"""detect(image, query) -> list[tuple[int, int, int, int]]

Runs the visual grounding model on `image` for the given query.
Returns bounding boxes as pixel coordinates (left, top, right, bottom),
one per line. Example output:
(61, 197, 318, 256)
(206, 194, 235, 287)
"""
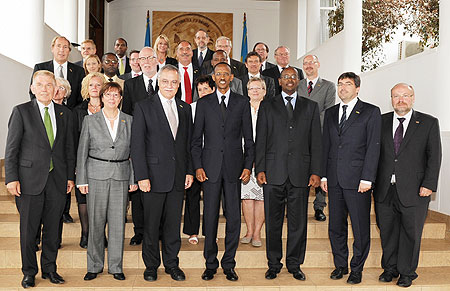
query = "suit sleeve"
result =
(235, 78, 244, 95)
(309, 102, 322, 176)
(4, 107, 24, 184)
(191, 100, 205, 170)
(255, 101, 268, 174)
(422, 118, 442, 191)
(242, 100, 255, 170)
(185, 105, 194, 175)
(130, 102, 150, 181)
(324, 83, 337, 111)
(76, 117, 90, 185)
(321, 110, 331, 178)
(122, 80, 132, 115)
(64, 109, 76, 181)
(361, 106, 382, 183)
(265, 78, 276, 99)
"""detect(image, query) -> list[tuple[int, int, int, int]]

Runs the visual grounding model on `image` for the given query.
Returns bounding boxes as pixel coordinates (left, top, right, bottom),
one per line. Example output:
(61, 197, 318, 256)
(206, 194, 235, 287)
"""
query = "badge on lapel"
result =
(355, 111, 360, 114)
(194, 69, 199, 75)
(121, 119, 125, 123)
(60, 112, 64, 116)
(69, 68, 73, 73)
(416, 121, 420, 124)
(179, 104, 183, 108)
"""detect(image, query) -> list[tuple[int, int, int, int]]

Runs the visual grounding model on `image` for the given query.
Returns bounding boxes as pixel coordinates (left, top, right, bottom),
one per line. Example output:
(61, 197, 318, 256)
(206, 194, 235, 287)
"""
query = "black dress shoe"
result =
(223, 268, 238, 281)
(80, 235, 88, 249)
(165, 267, 186, 281)
(265, 268, 280, 280)
(379, 270, 399, 282)
(129, 235, 143, 245)
(314, 209, 327, 221)
(347, 271, 362, 284)
(143, 268, 157, 281)
(201, 268, 216, 280)
(289, 268, 306, 281)
(112, 273, 126, 280)
(42, 272, 65, 284)
(21, 275, 35, 288)
(84, 272, 98, 280)
(397, 275, 413, 287)
(330, 266, 349, 279)
(62, 213, 74, 223)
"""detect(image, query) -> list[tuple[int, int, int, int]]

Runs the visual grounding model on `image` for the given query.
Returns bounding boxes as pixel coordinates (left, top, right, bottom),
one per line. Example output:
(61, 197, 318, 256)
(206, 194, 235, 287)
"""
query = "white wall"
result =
(104, 0, 280, 63)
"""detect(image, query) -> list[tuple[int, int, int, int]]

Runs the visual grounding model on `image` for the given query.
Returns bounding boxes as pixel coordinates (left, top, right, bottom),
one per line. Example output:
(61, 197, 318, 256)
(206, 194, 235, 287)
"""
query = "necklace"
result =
(88, 102, 101, 110)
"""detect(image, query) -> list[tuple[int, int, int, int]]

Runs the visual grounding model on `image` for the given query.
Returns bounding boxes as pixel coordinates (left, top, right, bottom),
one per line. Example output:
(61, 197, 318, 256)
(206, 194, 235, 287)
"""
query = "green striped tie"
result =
(44, 107, 54, 171)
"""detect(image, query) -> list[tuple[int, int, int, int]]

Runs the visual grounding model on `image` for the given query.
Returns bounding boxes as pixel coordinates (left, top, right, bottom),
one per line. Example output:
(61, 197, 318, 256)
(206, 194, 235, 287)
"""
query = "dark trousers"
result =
(375, 184, 428, 278)
(313, 187, 327, 211)
(264, 179, 309, 271)
(202, 171, 241, 270)
(183, 179, 202, 236)
(15, 171, 66, 276)
(328, 185, 371, 273)
(130, 189, 144, 237)
(142, 187, 184, 269)
(63, 192, 71, 215)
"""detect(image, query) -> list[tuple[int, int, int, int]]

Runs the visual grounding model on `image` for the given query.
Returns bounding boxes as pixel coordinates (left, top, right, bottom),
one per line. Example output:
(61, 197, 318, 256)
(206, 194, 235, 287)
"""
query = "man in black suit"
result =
(255, 67, 322, 281)
(262, 46, 304, 95)
(30, 36, 85, 109)
(374, 83, 441, 288)
(114, 38, 131, 76)
(5, 70, 75, 288)
(192, 62, 254, 281)
(131, 64, 194, 282)
(74, 39, 97, 67)
(253, 42, 276, 72)
(122, 46, 159, 246)
(321, 72, 381, 284)
(192, 29, 214, 69)
(242, 51, 276, 99)
(175, 41, 200, 103)
(119, 50, 142, 81)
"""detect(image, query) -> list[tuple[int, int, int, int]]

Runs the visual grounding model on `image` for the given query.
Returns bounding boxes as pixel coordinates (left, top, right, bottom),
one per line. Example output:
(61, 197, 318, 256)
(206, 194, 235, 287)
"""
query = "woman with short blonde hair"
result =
(153, 34, 177, 69)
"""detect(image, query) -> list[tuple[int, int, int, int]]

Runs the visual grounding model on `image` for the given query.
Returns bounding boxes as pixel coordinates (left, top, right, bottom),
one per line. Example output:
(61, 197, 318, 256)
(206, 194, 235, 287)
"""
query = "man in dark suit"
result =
(114, 38, 131, 76)
(192, 62, 254, 281)
(5, 70, 75, 288)
(298, 55, 336, 222)
(119, 50, 142, 81)
(242, 51, 276, 99)
(131, 64, 194, 282)
(192, 29, 214, 69)
(30, 36, 85, 109)
(374, 83, 441, 288)
(175, 41, 200, 103)
(122, 46, 159, 246)
(321, 72, 381, 284)
(255, 67, 322, 281)
(74, 39, 97, 67)
(262, 46, 304, 95)
(253, 42, 276, 72)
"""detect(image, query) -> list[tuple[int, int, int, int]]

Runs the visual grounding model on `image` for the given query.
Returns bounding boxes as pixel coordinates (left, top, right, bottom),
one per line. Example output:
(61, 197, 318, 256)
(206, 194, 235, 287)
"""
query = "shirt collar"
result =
(277, 64, 289, 73)
(394, 109, 413, 122)
(306, 76, 319, 87)
(248, 72, 261, 79)
(158, 91, 175, 104)
(36, 99, 55, 112)
(339, 96, 359, 113)
(53, 60, 68, 69)
(281, 91, 298, 99)
(216, 89, 231, 105)
(178, 63, 193, 70)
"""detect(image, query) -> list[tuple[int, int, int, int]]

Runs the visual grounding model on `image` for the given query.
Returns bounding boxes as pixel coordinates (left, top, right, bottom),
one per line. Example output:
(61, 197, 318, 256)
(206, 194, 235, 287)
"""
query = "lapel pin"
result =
(60, 112, 63, 116)
(69, 68, 72, 73)
(179, 104, 183, 108)
(121, 119, 125, 123)
(356, 111, 360, 114)
(416, 121, 420, 124)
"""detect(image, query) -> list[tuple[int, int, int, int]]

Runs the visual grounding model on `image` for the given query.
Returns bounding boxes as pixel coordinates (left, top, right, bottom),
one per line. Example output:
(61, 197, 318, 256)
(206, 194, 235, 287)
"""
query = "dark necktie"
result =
(394, 117, 406, 155)
(220, 95, 227, 120)
(307, 81, 313, 96)
(147, 79, 154, 97)
(339, 105, 348, 132)
(198, 51, 204, 66)
(285, 96, 294, 120)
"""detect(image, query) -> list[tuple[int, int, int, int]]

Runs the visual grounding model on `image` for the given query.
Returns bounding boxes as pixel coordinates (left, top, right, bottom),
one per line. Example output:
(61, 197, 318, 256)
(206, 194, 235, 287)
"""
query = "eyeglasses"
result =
(392, 94, 413, 99)
(280, 75, 298, 80)
(139, 56, 156, 62)
(275, 53, 289, 57)
(57, 86, 66, 91)
(103, 92, 121, 99)
(214, 72, 231, 77)
(303, 61, 317, 66)
(248, 87, 263, 91)
(103, 60, 118, 65)
(337, 82, 355, 87)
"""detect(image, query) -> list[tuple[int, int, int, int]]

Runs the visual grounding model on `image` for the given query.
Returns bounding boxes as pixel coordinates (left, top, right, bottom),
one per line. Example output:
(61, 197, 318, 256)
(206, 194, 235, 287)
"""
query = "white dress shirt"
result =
(37, 100, 57, 137)
(306, 76, 319, 89)
(216, 89, 230, 106)
(261, 60, 268, 71)
(338, 96, 358, 123)
(277, 64, 290, 74)
(143, 74, 157, 92)
(178, 63, 193, 102)
(281, 91, 298, 109)
(248, 72, 261, 79)
(158, 92, 179, 127)
(102, 109, 119, 141)
(53, 60, 68, 80)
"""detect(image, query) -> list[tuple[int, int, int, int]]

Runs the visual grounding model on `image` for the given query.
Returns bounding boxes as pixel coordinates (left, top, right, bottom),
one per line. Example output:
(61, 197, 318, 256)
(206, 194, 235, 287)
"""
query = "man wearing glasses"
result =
(102, 53, 124, 89)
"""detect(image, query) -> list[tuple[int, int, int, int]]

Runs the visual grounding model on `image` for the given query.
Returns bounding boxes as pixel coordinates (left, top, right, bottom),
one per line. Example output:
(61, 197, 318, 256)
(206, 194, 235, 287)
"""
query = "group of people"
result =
(4, 28, 441, 290)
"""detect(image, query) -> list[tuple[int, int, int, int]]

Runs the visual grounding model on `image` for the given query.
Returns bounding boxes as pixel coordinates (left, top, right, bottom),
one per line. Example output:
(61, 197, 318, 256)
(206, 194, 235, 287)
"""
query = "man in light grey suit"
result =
(298, 55, 336, 222)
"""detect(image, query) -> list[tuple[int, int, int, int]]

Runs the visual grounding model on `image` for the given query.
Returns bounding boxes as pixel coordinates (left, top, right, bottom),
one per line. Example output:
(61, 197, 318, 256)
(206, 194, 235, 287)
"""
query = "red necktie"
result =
(307, 81, 313, 96)
(183, 67, 192, 104)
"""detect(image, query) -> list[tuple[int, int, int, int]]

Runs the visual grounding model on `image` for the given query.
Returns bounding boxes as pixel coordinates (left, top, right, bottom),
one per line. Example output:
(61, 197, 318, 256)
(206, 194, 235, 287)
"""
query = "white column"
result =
(436, 0, 450, 130)
(64, 0, 78, 43)
(343, 0, 362, 73)
(28, 0, 46, 67)
(306, 0, 320, 52)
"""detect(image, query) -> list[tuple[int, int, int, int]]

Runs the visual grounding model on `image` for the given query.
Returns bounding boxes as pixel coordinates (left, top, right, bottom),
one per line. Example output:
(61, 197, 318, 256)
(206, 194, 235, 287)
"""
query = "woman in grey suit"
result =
(76, 82, 137, 281)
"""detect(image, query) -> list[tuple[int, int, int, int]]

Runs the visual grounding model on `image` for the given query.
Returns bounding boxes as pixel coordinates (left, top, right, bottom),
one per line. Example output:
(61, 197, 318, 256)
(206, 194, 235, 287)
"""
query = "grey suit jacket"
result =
(76, 111, 134, 185)
(298, 77, 336, 128)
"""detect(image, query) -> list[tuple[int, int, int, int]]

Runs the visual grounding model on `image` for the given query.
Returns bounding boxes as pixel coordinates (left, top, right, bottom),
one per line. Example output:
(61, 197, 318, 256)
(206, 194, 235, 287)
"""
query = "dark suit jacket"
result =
(131, 94, 193, 192)
(241, 74, 276, 100)
(201, 58, 247, 79)
(191, 91, 255, 183)
(192, 48, 214, 68)
(322, 99, 381, 189)
(29, 61, 85, 109)
(122, 74, 159, 115)
(262, 61, 276, 72)
(175, 64, 201, 102)
(74, 60, 83, 67)
(373, 111, 441, 207)
(262, 65, 304, 95)
(255, 95, 322, 187)
(157, 57, 178, 71)
(5, 100, 75, 195)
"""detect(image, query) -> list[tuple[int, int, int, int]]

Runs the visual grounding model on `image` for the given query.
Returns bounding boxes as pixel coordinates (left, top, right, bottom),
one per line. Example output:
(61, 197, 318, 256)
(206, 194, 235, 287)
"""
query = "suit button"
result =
(338, 146, 342, 149)
(172, 157, 175, 160)
(288, 153, 292, 156)
(289, 126, 293, 129)
(394, 159, 398, 162)
(111, 146, 115, 149)
(289, 139, 292, 142)
(221, 150, 223, 153)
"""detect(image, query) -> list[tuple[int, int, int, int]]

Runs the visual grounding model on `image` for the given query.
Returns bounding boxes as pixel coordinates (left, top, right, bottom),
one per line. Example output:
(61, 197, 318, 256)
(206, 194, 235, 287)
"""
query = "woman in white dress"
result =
(241, 77, 266, 247)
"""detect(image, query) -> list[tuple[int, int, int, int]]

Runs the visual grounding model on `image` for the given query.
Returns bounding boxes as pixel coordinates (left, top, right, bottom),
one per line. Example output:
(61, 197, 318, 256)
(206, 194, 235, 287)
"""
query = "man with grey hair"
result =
(373, 83, 441, 288)
(175, 40, 200, 103)
(131, 64, 194, 282)
(262, 46, 304, 95)
(192, 29, 214, 68)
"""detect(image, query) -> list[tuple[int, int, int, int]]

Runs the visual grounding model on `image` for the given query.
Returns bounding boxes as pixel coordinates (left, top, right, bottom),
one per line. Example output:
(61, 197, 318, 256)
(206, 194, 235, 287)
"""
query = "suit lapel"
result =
(310, 78, 323, 99)
(274, 95, 288, 123)
(383, 112, 395, 155)
(95, 111, 114, 143)
(115, 112, 128, 142)
(67, 63, 75, 87)
(208, 92, 224, 122)
(174, 99, 185, 140)
(153, 94, 175, 141)
(340, 99, 363, 134)
(31, 100, 51, 148)
(329, 104, 340, 134)
(397, 110, 419, 156)
(53, 104, 64, 147)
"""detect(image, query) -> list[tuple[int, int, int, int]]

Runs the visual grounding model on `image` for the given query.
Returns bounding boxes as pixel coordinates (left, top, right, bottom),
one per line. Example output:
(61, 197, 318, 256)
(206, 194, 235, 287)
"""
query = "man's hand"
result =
(240, 169, 251, 184)
(358, 182, 371, 193)
(308, 174, 320, 188)
(185, 175, 194, 189)
(256, 172, 267, 186)
(320, 181, 328, 193)
(138, 179, 151, 192)
(196, 168, 208, 183)
(67, 180, 74, 193)
(419, 186, 433, 197)
(7, 181, 21, 197)
(129, 184, 138, 192)
(79, 185, 89, 194)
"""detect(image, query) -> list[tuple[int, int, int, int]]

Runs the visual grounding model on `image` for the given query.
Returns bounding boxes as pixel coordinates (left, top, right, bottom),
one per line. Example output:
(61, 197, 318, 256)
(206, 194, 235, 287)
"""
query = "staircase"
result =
(0, 173, 449, 290)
